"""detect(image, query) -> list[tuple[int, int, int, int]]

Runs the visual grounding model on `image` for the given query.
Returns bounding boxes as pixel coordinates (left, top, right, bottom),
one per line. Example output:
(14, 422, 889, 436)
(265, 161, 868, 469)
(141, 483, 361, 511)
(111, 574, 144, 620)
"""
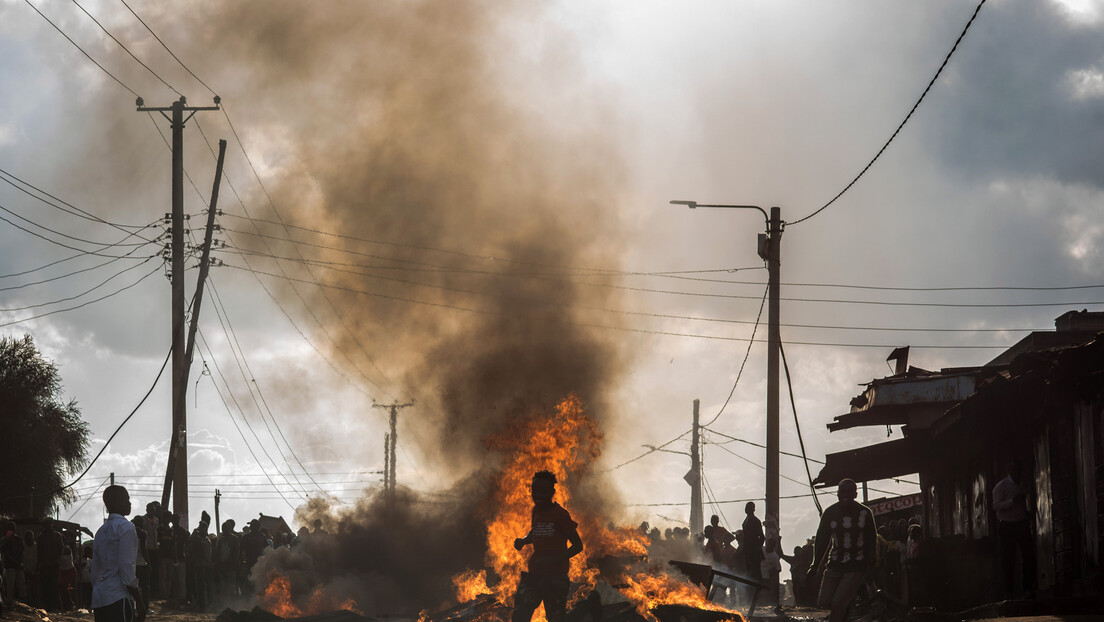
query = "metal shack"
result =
(813, 311, 1104, 609)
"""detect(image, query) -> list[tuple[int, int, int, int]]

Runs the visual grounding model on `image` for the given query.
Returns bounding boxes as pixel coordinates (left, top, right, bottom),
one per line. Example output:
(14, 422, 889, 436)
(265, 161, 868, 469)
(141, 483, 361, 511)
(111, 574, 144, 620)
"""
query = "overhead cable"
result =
(0, 168, 156, 234)
(68, 0, 181, 97)
(0, 345, 171, 505)
(778, 340, 823, 516)
(22, 0, 140, 98)
(0, 262, 162, 328)
(118, 0, 219, 96)
(703, 284, 768, 427)
(790, 0, 988, 225)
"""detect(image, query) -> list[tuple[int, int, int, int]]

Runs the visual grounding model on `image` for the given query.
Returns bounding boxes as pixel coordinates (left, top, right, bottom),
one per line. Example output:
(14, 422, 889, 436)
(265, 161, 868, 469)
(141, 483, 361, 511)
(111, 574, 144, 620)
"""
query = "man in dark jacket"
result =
(810, 479, 877, 622)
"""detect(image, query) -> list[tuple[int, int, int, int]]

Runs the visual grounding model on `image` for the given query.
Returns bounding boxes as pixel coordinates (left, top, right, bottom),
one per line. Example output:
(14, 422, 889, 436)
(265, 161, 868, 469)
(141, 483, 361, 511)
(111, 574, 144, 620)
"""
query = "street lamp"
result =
(673, 199, 783, 604)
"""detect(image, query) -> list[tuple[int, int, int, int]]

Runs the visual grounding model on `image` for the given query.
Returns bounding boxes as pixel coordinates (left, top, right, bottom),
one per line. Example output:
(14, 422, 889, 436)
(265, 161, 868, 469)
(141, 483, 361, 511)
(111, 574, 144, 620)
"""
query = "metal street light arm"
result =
(670, 200, 769, 229)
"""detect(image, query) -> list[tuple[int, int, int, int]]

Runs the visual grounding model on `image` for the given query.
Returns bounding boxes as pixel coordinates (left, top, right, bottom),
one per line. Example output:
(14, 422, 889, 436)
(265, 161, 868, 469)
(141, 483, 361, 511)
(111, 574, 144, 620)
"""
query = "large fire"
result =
(260, 572, 362, 618)
(453, 395, 744, 622)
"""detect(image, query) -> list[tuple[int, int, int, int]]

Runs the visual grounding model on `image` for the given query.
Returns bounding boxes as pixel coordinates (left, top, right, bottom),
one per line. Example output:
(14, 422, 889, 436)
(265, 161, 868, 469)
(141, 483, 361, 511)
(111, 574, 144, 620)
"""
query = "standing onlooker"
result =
(91, 485, 144, 622)
(904, 524, 925, 606)
(240, 521, 267, 593)
(58, 546, 77, 610)
(186, 515, 212, 611)
(742, 502, 765, 584)
(132, 517, 150, 611)
(23, 530, 39, 607)
(992, 459, 1036, 599)
(37, 519, 64, 611)
(780, 542, 813, 606)
(809, 479, 877, 622)
(79, 547, 93, 610)
(156, 511, 176, 599)
(215, 520, 240, 603)
(2, 521, 26, 603)
(142, 503, 160, 599)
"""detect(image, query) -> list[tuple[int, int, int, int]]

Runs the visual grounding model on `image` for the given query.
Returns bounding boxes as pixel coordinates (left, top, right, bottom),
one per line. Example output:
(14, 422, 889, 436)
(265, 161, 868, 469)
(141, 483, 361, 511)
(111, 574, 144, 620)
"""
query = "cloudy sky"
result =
(2, 0, 1103, 549)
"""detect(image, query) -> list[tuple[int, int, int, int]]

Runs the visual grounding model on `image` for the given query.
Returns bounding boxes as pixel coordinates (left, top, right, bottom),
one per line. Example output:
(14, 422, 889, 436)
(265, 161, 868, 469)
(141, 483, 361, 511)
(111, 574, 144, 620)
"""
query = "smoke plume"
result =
(148, 0, 638, 613)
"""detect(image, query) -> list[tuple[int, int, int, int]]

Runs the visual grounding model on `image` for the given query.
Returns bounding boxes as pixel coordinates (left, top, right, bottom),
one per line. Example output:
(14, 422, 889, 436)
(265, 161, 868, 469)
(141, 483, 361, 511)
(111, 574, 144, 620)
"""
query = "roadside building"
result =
(813, 311, 1104, 608)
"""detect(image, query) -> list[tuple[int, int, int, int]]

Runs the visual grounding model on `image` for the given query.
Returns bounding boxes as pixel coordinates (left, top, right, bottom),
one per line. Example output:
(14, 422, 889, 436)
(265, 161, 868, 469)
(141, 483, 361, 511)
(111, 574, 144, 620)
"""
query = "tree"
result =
(0, 335, 90, 518)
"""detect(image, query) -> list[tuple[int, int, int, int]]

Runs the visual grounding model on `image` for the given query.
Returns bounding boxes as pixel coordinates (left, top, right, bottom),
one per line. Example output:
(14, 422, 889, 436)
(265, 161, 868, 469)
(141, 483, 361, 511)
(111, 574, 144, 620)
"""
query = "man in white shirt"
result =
(991, 459, 1035, 599)
(91, 486, 144, 622)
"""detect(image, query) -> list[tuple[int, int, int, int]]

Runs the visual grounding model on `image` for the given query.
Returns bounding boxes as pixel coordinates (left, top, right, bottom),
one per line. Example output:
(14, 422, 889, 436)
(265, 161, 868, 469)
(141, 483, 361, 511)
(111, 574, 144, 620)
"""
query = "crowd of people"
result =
(694, 481, 926, 621)
(1, 517, 85, 613)
(0, 497, 325, 616)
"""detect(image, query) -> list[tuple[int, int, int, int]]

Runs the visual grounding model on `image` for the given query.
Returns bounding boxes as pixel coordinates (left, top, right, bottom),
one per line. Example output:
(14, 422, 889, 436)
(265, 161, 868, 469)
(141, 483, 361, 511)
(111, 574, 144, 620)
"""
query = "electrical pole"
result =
(214, 488, 221, 541)
(373, 400, 415, 501)
(673, 199, 783, 604)
(764, 206, 783, 605)
(688, 399, 703, 536)
(138, 95, 220, 529)
(383, 433, 390, 495)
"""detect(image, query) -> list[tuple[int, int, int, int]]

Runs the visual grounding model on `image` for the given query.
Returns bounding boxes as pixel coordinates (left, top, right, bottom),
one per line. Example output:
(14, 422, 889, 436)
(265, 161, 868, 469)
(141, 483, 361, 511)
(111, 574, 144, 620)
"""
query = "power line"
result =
(221, 240, 1104, 310)
(21, 0, 140, 98)
(0, 201, 154, 248)
(779, 340, 823, 515)
(0, 246, 153, 294)
(221, 262, 1015, 349)
(219, 246, 1072, 336)
(192, 119, 395, 398)
(701, 428, 824, 465)
(629, 493, 826, 507)
(0, 256, 157, 313)
(202, 269, 330, 494)
(105, 471, 385, 479)
(0, 346, 171, 505)
(703, 285, 768, 427)
(67, 0, 181, 97)
(0, 167, 157, 234)
(218, 217, 1104, 294)
(709, 443, 813, 489)
(0, 203, 160, 257)
(0, 262, 162, 329)
(117, 0, 219, 96)
(603, 429, 693, 472)
(790, 0, 988, 225)
(195, 330, 305, 511)
(66, 476, 110, 521)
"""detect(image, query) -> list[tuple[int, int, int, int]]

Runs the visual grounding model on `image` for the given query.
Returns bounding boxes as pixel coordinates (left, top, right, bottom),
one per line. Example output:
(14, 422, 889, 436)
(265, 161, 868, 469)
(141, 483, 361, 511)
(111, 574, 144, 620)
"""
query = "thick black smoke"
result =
(153, 0, 637, 614)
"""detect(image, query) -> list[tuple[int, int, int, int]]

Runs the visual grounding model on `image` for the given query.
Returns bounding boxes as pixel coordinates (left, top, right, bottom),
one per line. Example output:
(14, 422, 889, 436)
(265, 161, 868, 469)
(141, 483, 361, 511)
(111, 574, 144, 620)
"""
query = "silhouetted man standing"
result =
(91, 485, 144, 622)
(993, 459, 1035, 599)
(511, 470, 582, 622)
(810, 479, 876, 622)
(742, 502, 764, 582)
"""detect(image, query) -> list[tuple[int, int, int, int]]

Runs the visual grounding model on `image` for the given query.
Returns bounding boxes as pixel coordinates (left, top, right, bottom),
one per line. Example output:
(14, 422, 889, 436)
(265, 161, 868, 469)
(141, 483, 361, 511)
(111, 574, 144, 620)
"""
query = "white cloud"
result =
(1052, 0, 1104, 24)
(1066, 66, 1104, 99)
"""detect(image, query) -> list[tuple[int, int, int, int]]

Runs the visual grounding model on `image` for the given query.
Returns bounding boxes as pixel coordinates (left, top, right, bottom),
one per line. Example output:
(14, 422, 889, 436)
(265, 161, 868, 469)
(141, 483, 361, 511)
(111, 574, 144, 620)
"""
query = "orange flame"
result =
(261, 571, 363, 617)
(453, 395, 744, 622)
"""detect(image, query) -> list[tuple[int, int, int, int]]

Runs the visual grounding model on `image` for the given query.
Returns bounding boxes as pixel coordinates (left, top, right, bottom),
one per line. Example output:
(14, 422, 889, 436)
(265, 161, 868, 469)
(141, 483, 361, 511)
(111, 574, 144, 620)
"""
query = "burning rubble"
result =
(250, 396, 744, 622)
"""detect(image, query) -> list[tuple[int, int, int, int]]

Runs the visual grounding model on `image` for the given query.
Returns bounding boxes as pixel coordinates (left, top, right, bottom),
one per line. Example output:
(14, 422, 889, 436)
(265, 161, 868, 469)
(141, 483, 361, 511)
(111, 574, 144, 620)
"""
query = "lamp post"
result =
(672, 200, 783, 603)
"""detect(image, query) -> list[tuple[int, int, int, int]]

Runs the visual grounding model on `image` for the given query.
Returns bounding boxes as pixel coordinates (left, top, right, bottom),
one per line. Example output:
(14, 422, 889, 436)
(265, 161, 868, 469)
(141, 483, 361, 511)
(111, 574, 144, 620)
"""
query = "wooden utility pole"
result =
(383, 434, 390, 495)
(763, 206, 783, 605)
(688, 399, 703, 536)
(139, 95, 221, 529)
(673, 199, 783, 604)
(373, 400, 415, 499)
(214, 488, 221, 539)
